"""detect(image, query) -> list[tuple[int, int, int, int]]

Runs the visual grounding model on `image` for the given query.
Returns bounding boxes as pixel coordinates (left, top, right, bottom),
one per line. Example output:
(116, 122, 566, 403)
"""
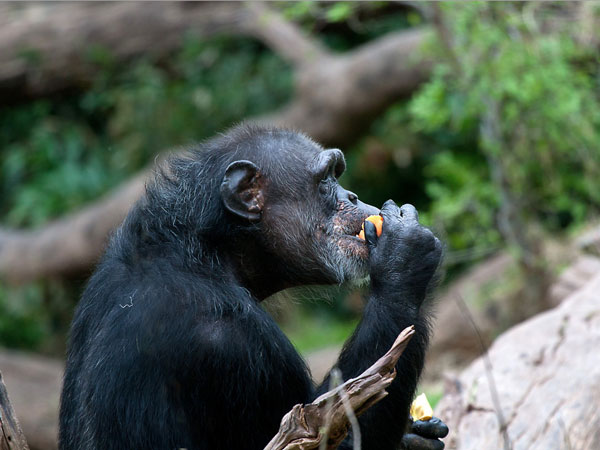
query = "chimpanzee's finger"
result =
(399, 203, 419, 223)
(379, 199, 401, 226)
(364, 220, 378, 249)
(411, 417, 449, 439)
(401, 433, 445, 450)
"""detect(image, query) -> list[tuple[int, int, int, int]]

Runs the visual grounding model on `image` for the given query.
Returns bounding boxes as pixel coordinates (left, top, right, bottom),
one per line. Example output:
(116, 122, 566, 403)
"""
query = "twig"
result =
(454, 294, 512, 450)
(264, 326, 415, 450)
(318, 375, 336, 450)
(330, 369, 361, 450)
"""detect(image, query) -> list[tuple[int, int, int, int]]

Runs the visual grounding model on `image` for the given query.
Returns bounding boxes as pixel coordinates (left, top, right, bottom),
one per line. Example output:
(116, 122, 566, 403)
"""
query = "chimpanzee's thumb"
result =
(364, 220, 378, 251)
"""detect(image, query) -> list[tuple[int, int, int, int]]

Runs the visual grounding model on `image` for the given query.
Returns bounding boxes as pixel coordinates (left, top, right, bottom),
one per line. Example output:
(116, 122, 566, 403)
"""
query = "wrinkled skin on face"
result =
(254, 145, 379, 289)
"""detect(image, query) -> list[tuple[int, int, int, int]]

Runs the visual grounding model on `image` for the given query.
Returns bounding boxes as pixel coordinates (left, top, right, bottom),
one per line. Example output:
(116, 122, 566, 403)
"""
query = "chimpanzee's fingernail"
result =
(364, 220, 378, 247)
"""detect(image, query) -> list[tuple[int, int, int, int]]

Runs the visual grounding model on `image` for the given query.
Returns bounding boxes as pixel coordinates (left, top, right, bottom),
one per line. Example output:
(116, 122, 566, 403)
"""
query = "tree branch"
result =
(0, 173, 147, 283)
(0, 1, 326, 101)
(259, 27, 431, 145)
(244, 2, 329, 67)
(264, 326, 415, 450)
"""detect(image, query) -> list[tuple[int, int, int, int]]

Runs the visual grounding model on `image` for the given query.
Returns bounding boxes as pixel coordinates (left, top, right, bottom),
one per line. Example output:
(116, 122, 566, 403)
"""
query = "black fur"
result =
(59, 124, 443, 450)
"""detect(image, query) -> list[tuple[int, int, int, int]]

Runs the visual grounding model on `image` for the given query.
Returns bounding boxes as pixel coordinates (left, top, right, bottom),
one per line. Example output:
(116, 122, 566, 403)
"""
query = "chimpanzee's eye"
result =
(319, 177, 330, 194)
(319, 173, 336, 196)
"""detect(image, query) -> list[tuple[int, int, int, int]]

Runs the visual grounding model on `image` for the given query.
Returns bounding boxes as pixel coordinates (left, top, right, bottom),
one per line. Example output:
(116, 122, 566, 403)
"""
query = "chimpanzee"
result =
(59, 125, 447, 450)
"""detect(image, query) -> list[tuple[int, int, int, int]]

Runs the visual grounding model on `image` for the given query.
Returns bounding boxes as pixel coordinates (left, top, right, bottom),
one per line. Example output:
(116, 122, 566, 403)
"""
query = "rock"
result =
(547, 254, 600, 306)
(435, 272, 600, 450)
(573, 221, 600, 257)
(426, 253, 600, 383)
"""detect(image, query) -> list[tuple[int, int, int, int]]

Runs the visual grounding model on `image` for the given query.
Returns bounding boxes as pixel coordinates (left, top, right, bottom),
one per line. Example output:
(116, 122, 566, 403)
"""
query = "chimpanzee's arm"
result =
(332, 297, 430, 449)
(316, 201, 444, 450)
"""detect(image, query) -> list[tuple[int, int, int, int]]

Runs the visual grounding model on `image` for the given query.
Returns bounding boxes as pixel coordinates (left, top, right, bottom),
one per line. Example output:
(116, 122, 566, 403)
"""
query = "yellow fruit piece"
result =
(357, 215, 383, 240)
(410, 393, 433, 421)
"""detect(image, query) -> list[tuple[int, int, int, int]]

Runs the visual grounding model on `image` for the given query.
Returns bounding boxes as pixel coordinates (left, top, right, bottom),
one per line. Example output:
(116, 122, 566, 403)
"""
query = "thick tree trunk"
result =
(260, 27, 431, 145)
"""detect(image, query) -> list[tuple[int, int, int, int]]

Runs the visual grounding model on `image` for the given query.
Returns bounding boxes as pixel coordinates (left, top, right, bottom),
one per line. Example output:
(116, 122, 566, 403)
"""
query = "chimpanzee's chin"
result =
(338, 235, 369, 260)
(338, 248, 370, 283)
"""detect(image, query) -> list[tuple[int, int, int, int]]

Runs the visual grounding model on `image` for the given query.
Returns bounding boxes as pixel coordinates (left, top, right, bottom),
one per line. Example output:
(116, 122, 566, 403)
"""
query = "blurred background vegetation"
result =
(1, 1, 599, 359)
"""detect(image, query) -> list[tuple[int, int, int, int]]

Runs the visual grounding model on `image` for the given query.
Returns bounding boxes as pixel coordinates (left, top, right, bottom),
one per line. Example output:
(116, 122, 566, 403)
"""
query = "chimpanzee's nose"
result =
(347, 191, 358, 205)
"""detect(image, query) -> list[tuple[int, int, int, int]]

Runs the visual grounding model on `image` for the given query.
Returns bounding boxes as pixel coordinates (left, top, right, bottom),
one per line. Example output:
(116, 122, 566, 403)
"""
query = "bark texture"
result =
(0, 173, 147, 283)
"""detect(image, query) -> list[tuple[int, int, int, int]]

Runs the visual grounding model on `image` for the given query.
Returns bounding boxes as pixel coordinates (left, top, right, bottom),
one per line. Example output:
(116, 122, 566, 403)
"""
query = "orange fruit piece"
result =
(358, 215, 383, 240)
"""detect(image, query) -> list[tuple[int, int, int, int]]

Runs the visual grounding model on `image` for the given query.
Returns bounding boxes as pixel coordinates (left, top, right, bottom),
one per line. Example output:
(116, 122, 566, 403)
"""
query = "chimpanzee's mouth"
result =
(333, 217, 370, 258)
(346, 234, 366, 243)
(335, 219, 367, 242)
(324, 209, 372, 257)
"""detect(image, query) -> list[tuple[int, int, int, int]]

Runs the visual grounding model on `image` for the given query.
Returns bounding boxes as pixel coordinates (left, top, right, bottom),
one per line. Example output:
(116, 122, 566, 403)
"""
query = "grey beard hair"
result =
(319, 238, 369, 286)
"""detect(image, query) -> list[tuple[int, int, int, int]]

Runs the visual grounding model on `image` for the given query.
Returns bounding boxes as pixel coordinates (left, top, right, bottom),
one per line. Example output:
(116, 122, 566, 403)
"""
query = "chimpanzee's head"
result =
(217, 125, 379, 295)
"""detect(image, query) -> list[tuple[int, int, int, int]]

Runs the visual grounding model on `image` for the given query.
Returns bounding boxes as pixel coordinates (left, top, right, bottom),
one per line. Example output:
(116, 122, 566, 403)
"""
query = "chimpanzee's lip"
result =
(330, 213, 371, 244)
(347, 214, 371, 241)
(341, 225, 369, 245)
(346, 234, 366, 243)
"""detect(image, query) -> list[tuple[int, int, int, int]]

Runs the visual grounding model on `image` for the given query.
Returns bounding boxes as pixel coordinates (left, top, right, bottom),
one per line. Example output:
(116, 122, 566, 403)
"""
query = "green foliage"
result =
(0, 105, 123, 227)
(0, 284, 48, 350)
(325, 2, 354, 23)
(0, 36, 292, 227)
(283, 309, 358, 354)
(423, 151, 501, 254)
(278, 2, 414, 51)
(409, 2, 600, 258)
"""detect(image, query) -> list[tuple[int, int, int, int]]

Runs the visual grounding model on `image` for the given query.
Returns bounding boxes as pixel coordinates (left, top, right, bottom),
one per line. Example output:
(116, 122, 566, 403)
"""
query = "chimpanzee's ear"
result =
(220, 160, 265, 222)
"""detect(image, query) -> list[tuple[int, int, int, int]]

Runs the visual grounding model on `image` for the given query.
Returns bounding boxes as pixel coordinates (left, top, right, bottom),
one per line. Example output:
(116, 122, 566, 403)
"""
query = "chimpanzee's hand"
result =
(364, 200, 442, 305)
(401, 417, 449, 450)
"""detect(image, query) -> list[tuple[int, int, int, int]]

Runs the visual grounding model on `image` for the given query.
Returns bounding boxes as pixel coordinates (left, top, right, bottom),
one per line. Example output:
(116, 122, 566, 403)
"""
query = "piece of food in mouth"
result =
(410, 393, 434, 421)
(357, 215, 383, 240)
